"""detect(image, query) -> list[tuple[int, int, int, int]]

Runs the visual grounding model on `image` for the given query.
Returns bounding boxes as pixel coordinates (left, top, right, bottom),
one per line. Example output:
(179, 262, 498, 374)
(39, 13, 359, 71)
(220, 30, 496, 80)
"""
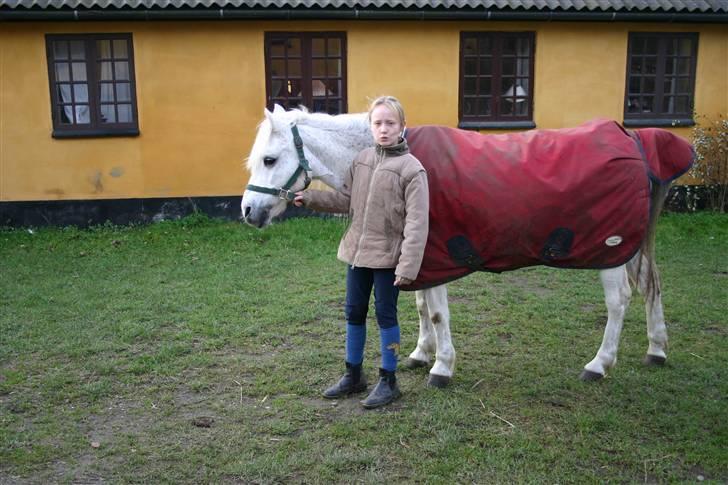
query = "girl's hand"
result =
(394, 276, 412, 287)
(293, 192, 305, 207)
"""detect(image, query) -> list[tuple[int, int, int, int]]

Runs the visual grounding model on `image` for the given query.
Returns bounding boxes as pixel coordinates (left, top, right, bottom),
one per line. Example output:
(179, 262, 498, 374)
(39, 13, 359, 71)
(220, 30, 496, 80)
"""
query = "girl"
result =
(294, 96, 429, 409)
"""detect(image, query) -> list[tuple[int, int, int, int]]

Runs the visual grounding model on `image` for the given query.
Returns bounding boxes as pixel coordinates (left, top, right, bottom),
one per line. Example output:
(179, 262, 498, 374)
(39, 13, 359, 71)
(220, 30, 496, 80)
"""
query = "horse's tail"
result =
(629, 180, 670, 301)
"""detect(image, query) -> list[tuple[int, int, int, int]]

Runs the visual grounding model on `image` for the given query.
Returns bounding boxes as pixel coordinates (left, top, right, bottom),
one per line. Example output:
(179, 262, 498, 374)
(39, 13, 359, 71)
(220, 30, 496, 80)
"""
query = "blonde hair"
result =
(367, 95, 406, 126)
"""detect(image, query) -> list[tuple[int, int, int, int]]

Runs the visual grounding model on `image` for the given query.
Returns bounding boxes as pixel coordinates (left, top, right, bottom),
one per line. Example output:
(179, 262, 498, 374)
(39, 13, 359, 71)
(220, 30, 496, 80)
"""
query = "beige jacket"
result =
(302, 139, 429, 281)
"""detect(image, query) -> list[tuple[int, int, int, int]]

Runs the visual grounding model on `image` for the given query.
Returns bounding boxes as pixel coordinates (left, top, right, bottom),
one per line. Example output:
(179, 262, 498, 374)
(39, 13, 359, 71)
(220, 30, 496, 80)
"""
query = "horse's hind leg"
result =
(406, 286, 455, 387)
(627, 252, 668, 366)
(581, 265, 632, 381)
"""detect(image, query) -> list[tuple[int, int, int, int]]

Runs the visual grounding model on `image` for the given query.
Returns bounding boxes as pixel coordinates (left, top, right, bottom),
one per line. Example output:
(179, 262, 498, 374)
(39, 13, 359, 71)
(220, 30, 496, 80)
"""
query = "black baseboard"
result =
(0, 196, 245, 228)
(0, 186, 706, 229)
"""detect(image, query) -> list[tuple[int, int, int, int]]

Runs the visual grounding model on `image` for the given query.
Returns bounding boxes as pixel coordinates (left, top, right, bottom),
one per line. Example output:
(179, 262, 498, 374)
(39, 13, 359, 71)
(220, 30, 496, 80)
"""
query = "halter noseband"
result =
(246, 124, 312, 201)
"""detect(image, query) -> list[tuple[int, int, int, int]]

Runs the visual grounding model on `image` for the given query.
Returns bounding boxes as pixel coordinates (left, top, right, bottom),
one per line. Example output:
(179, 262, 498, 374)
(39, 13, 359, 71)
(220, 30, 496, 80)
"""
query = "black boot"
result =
(360, 368, 401, 409)
(322, 362, 367, 399)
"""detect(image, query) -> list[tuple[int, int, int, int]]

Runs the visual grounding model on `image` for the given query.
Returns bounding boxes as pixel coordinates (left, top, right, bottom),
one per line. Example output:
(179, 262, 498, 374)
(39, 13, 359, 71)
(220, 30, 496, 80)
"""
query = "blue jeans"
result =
(345, 266, 399, 329)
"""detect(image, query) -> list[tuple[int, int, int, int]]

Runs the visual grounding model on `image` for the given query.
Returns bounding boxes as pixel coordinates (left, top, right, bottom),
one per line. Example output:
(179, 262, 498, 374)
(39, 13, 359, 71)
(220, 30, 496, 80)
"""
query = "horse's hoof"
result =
(404, 358, 429, 369)
(643, 354, 666, 366)
(579, 369, 604, 381)
(427, 374, 451, 388)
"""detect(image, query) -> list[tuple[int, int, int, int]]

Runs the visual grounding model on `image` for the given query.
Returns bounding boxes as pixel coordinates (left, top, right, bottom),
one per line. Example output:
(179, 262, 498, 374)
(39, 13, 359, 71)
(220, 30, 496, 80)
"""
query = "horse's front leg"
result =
(405, 290, 437, 369)
(581, 266, 632, 381)
(408, 285, 456, 387)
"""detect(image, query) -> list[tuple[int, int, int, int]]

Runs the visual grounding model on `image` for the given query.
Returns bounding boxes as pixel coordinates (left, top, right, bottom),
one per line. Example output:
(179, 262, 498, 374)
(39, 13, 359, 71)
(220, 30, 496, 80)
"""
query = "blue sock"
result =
(380, 325, 400, 372)
(345, 324, 366, 365)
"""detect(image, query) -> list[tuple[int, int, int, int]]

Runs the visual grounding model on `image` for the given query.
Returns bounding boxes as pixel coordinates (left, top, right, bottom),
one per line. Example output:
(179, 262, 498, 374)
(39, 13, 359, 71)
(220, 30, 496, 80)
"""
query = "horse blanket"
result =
(401, 119, 694, 291)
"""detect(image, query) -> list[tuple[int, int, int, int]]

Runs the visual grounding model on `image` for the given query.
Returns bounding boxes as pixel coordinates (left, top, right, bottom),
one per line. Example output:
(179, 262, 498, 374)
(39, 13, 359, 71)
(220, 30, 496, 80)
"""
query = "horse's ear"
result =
(273, 104, 286, 115)
(264, 107, 273, 120)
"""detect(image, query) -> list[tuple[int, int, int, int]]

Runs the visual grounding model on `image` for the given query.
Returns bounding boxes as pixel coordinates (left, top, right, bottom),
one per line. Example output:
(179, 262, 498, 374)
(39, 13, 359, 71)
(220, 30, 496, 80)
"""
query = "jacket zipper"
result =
(352, 150, 384, 269)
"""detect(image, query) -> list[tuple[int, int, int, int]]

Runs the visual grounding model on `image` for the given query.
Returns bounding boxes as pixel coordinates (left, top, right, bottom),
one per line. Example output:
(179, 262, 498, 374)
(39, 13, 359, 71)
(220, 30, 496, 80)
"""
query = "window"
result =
(45, 34, 139, 138)
(624, 33, 698, 127)
(459, 32, 535, 129)
(265, 32, 347, 115)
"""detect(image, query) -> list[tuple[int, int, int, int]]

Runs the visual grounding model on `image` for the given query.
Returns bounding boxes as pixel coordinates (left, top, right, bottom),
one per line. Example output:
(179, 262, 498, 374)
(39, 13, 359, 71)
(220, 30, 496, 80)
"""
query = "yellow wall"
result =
(1, 20, 726, 202)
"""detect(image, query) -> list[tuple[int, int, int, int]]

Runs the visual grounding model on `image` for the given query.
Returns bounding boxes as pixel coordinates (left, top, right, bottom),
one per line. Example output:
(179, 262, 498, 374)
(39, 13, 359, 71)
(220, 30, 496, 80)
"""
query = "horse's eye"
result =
(263, 156, 277, 167)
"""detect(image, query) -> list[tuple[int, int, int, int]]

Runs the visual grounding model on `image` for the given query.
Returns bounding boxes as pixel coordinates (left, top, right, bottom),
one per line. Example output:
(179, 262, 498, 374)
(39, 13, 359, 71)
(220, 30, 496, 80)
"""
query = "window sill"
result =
(52, 128, 140, 139)
(622, 118, 695, 128)
(458, 121, 536, 131)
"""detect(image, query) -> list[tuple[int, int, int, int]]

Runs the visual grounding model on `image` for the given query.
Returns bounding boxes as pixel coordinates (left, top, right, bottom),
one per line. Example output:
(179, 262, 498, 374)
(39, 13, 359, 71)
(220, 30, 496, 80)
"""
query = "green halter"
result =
(246, 124, 312, 201)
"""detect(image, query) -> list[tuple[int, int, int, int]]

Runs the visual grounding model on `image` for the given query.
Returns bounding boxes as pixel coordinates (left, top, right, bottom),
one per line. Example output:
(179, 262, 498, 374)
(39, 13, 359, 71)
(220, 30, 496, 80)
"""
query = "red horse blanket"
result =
(402, 119, 693, 291)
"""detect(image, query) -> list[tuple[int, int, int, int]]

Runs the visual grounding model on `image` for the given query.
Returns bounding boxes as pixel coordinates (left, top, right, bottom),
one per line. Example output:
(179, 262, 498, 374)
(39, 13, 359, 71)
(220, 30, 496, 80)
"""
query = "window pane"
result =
(630, 57, 642, 74)
(645, 38, 658, 54)
(271, 59, 285, 77)
(643, 77, 655, 94)
(312, 38, 326, 57)
(73, 83, 88, 103)
(480, 78, 492, 95)
(101, 104, 116, 123)
(100, 62, 114, 81)
(463, 37, 477, 56)
(75, 105, 90, 124)
(72, 62, 87, 82)
(114, 61, 129, 80)
(478, 98, 491, 116)
(97, 40, 112, 58)
(100, 83, 114, 102)
(478, 38, 492, 55)
(328, 79, 341, 96)
(70, 41, 85, 60)
(502, 58, 516, 76)
(677, 58, 691, 75)
(632, 38, 645, 55)
(118, 104, 132, 122)
(55, 63, 70, 82)
(629, 76, 641, 93)
(666, 96, 690, 113)
(479, 58, 491, 75)
(464, 77, 477, 95)
(463, 98, 476, 116)
(503, 37, 517, 56)
(113, 39, 128, 58)
(516, 38, 530, 56)
(516, 58, 529, 77)
(57, 84, 72, 103)
(328, 38, 341, 56)
(327, 59, 342, 77)
(665, 57, 676, 75)
(644, 57, 657, 74)
(641, 97, 654, 113)
(676, 77, 690, 93)
(515, 101, 528, 116)
(678, 38, 693, 56)
(312, 79, 329, 96)
(288, 38, 301, 57)
(312, 59, 326, 77)
(287, 60, 301, 77)
(270, 39, 285, 57)
(116, 83, 131, 102)
(464, 59, 477, 76)
(53, 41, 69, 60)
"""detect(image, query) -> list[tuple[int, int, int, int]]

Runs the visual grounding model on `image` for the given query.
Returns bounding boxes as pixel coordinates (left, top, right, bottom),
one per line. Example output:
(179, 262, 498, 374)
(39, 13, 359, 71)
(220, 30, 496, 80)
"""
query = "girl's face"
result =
(370, 104, 403, 147)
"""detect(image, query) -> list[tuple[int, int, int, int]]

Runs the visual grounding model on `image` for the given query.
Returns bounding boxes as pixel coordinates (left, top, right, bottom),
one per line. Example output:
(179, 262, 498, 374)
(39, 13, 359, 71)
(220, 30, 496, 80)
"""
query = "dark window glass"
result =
(46, 34, 139, 137)
(624, 33, 698, 122)
(265, 32, 347, 115)
(459, 32, 535, 124)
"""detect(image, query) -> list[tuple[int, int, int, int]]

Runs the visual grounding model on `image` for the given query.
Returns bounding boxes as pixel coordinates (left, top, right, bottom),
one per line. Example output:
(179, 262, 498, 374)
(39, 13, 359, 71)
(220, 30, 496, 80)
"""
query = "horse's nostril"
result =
(244, 206, 251, 218)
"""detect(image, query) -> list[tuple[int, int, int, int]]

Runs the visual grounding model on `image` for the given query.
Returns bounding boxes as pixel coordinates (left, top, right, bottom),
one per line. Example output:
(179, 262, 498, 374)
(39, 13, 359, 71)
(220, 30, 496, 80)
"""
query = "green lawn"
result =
(1, 212, 726, 483)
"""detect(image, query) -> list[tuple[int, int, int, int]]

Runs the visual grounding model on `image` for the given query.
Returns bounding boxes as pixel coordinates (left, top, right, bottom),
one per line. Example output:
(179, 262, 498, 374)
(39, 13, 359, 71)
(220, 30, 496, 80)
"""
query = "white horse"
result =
(241, 105, 671, 387)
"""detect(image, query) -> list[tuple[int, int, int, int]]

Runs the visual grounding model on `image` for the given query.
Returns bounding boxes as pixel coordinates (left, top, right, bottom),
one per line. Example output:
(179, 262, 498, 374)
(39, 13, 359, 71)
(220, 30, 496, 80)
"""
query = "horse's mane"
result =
(246, 107, 367, 170)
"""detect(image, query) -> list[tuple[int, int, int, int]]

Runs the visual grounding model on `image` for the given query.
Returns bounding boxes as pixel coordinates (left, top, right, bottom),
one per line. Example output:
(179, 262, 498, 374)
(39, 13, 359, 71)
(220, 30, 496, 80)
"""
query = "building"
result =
(1, 0, 726, 225)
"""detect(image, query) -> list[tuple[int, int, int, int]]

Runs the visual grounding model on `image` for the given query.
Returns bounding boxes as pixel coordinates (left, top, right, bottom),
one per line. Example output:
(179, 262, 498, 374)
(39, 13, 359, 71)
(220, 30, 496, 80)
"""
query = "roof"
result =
(1, 0, 727, 21)
(1, 0, 726, 9)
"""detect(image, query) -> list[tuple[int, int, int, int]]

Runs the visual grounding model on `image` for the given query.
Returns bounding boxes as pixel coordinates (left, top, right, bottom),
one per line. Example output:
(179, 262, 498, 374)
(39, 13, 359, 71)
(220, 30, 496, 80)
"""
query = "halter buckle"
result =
(278, 188, 295, 201)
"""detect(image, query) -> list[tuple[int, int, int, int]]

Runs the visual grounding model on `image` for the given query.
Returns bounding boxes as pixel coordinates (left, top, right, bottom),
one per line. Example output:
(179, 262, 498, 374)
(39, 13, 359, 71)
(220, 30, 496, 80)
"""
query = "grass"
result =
(1, 212, 726, 484)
